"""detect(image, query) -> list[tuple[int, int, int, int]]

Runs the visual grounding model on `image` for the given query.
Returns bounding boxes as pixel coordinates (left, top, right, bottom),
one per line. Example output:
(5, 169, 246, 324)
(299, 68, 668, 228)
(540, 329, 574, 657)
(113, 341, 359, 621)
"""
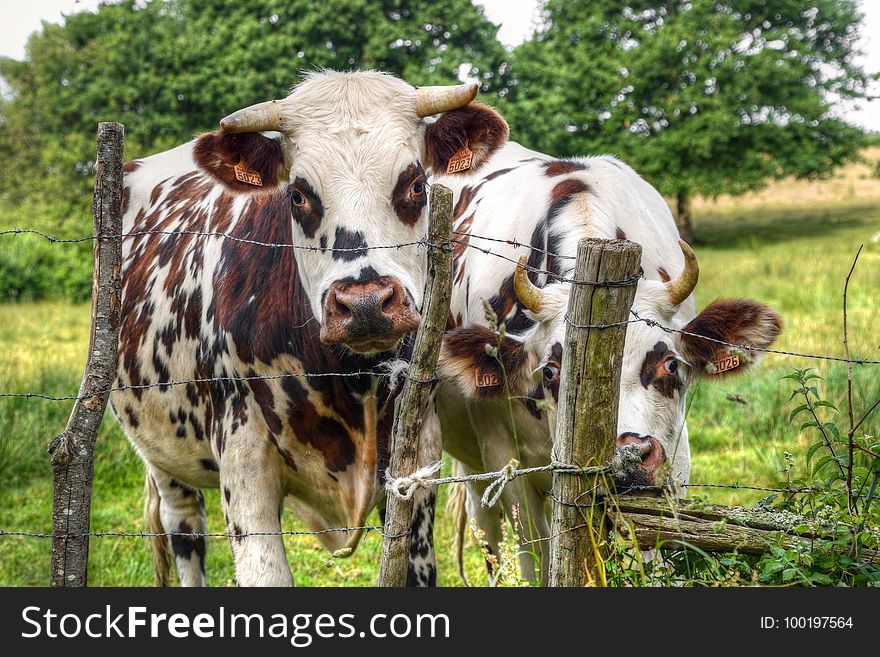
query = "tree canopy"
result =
(506, 0, 874, 240)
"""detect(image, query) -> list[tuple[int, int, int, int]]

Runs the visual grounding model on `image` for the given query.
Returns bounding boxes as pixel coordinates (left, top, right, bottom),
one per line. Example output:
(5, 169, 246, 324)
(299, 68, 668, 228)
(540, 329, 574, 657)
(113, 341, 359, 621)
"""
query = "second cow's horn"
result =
(514, 256, 544, 314)
(414, 82, 479, 117)
(220, 99, 285, 133)
(666, 240, 700, 306)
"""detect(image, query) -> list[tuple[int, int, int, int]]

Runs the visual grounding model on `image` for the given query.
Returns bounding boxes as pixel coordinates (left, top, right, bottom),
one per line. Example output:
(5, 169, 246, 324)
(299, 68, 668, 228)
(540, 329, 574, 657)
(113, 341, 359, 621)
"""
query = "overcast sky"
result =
(1, 0, 877, 130)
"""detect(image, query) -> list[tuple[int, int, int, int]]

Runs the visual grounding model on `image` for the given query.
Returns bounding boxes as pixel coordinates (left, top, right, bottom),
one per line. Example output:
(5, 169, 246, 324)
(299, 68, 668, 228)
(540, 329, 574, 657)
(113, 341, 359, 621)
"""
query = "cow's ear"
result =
(438, 325, 531, 399)
(193, 131, 287, 193)
(424, 103, 509, 175)
(680, 299, 782, 377)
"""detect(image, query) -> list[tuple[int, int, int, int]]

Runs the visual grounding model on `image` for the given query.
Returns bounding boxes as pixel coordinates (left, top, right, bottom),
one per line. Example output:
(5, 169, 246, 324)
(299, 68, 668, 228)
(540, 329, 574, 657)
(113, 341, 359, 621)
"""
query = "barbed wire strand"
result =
(0, 526, 406, 540)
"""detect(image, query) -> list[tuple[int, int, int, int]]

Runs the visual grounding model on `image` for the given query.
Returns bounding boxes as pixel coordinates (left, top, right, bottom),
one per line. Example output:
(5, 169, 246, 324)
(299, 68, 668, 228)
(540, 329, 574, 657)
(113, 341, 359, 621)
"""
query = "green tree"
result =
(507, 0, 874, 242)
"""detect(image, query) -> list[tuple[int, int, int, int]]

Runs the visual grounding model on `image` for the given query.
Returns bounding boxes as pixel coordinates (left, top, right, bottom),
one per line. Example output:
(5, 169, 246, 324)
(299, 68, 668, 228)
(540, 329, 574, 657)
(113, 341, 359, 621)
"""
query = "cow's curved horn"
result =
(220, 99, 285, 133)
(514, 256, 544, 314)
(414, 82, 479, 117)
(666, 240, 699, 306)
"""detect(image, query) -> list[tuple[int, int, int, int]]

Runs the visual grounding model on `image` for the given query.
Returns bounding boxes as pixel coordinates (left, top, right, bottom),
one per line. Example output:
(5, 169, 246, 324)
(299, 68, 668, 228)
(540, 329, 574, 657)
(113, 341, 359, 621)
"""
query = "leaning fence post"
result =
(378, 184, 453, 587)
(548, 238, 641, 587)
(48, 122, 125, 587)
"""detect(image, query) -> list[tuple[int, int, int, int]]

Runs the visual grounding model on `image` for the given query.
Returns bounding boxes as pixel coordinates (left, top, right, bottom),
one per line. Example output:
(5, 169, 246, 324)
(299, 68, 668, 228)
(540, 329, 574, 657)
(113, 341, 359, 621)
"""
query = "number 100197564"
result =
(784, 617, 853, 629)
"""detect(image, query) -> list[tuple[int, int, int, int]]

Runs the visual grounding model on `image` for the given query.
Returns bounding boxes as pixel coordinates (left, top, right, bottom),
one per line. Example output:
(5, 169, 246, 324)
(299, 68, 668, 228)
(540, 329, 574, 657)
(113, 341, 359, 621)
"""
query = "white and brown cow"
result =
(425, 106, 783, 584)
(110, 71, 510, 586)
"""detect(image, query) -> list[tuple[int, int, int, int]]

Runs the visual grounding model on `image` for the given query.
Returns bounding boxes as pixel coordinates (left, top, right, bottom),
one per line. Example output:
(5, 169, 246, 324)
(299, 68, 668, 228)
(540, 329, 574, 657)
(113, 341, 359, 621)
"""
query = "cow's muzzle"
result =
(320, 276, 420, 353)
(612, 433, 668, 494)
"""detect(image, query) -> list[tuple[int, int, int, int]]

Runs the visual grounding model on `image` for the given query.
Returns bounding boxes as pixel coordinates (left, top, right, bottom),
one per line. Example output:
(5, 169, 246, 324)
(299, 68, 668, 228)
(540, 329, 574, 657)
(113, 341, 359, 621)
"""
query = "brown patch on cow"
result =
(681, 299, 782, 376)
(550, 178, 590, 206)
(213, 192, 311, 364)
(639, 341, 679, 399)
(193, 131, 285, 192)
(615, 226, 627, 240)
(268, 432, 298, 471)
(483, 167, 517, 181)
(452, 183, 484, 222)
(121, 185, 131, 215)
(452, 212, 475, 263)
(657, 266, 671, 283)
(425, 104, 509, 174)
(281, 377, 356, 472)
(248, 373, 282, 434)
(123, 160, 142, 174)
(543, 160, 586, 177)
(443, 325, 528, 400)
(391, 163, 428, 226)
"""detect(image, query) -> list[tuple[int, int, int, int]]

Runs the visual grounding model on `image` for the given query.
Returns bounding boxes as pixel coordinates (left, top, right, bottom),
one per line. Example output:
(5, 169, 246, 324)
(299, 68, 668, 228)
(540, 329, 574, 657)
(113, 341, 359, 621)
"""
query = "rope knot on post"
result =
(480, 459, 520, 509)
(384, 462, 442, 501)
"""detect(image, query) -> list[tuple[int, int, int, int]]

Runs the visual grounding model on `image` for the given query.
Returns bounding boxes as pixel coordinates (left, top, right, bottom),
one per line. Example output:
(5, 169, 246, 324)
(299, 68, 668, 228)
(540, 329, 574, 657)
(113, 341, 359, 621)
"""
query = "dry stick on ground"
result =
(609, 495, 880, 563)
(548, 238, 642, 587)
(842, 245, 863, 515)
(48, 122, 124, 587)
(378, 184, 453, 587)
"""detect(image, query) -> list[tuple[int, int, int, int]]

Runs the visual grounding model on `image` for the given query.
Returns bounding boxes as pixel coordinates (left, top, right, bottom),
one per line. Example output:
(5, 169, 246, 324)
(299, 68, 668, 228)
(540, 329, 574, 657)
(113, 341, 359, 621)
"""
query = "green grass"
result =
(1, 199, 879, 586)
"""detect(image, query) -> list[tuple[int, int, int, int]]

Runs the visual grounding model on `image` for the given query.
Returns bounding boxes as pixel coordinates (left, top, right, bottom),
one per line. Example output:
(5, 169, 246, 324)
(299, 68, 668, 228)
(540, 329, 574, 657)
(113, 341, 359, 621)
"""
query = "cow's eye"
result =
(663, 358, 679, 374)
(542, 362, 560, 383)
(411, 180, 426, 196)
(290, 190, 307, 208)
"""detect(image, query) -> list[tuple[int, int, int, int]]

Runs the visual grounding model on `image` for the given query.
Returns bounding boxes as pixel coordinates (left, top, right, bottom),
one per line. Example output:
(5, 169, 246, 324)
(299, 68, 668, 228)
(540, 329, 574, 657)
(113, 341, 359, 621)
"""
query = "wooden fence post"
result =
(48, 122, 125, 587)
(548, 238, 641, 587)
(378, 184, 453, 587)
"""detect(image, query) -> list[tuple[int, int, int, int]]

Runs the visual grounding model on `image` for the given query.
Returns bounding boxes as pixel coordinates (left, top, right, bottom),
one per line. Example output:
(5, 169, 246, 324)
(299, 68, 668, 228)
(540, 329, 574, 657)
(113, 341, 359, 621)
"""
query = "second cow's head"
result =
(440, 241, 782, 489)
(193, 71, 508, 354)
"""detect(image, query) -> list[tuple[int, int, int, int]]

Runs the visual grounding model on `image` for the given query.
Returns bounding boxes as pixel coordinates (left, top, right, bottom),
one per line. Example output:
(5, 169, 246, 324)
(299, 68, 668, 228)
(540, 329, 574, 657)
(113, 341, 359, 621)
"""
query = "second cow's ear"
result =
(424, 103, 509, 175)
(681, 298, 782, 377)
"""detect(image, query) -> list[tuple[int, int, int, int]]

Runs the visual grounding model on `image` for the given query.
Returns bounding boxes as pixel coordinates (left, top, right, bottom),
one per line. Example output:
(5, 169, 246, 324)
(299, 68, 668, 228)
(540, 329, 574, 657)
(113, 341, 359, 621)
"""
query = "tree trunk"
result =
(675, 191, 695, 244)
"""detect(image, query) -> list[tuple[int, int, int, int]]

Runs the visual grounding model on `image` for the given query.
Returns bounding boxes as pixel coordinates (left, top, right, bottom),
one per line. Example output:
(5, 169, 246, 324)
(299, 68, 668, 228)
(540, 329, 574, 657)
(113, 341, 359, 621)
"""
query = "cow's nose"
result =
(613, 433, 667, 492)
(320, 276, 420, 352)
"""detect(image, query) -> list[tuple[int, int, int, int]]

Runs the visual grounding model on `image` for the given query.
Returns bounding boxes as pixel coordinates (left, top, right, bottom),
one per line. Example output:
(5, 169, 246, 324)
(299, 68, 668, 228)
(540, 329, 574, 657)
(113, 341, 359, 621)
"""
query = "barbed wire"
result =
(0, 368, 437, 402)
(0, 228, 431, 253)
(0, 525, 405, 540)
(452, 230, 577, 261)
(563, 312, 880, 366)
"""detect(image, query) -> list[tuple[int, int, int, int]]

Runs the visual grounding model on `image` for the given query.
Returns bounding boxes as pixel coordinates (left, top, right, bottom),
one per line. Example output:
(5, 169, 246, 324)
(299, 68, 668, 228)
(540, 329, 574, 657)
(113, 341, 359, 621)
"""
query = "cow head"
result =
(439, 241, 782, 489)
(192, 71, 507, 354)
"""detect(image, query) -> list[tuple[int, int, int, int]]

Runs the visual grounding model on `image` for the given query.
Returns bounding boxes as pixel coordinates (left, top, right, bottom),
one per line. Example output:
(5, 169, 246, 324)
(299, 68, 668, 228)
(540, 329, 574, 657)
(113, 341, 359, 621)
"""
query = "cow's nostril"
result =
(380, 287, 396, 313)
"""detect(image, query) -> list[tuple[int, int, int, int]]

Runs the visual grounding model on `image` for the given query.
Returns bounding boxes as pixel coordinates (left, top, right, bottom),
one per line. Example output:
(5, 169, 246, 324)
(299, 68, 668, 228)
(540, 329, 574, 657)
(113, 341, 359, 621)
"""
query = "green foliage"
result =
(506, 0, 874, 202)
(755, 369, 880, 586)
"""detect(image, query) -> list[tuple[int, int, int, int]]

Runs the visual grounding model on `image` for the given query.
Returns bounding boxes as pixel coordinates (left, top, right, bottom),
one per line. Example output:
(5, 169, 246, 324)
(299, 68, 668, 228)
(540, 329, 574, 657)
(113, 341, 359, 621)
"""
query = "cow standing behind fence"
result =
(109, 71, 509, 586)
(429, 129, 784, 584)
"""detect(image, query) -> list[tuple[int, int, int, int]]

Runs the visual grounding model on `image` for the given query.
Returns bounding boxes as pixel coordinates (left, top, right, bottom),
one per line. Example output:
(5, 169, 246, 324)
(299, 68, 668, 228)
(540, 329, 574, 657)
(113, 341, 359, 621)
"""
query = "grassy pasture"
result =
(1, 159, 879, 586)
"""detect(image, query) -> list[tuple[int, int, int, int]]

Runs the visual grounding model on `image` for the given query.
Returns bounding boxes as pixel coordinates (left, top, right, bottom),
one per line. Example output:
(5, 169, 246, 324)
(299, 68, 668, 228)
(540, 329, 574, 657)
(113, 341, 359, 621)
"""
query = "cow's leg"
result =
(405, 405, 442, 587)
(146, 467, 208, 587)
(406, 487, 437, 586)
(221, 447, 291, 587)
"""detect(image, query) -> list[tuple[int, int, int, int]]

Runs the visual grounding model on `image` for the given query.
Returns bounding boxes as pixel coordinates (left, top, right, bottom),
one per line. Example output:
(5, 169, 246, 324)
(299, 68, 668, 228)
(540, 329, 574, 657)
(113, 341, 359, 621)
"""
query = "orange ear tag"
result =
(446, 145, 473, 174)
(474, 368, 501, 388)
(233, 163, 263, 186)
(710, 353, 741, 374)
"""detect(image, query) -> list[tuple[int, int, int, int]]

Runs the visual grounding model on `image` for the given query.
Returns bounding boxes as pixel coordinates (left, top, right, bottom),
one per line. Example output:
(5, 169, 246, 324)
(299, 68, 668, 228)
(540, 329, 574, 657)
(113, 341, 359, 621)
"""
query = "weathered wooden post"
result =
(548, 238, 641, 587)
(48, 122, 124, 587)
(378, 184, 453, 586)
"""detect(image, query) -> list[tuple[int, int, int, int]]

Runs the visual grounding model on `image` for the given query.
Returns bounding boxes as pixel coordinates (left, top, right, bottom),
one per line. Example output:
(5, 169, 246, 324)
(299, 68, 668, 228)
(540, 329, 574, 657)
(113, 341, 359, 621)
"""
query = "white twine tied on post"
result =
(384, 462, 442, 501)
(384, 442, 649, 508)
